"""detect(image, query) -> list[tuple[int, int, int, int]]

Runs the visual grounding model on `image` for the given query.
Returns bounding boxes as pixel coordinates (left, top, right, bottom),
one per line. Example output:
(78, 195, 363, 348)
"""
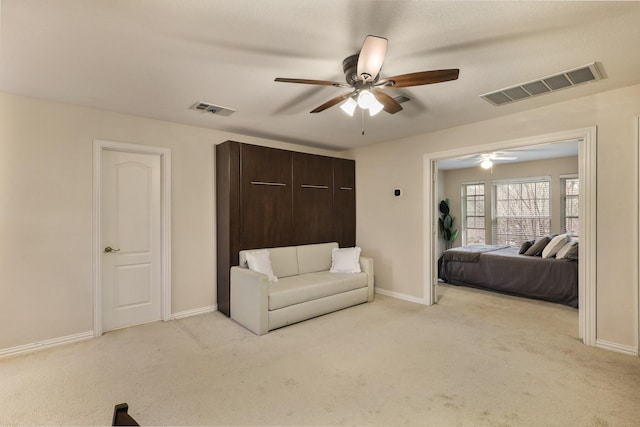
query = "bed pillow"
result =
(245, 250, 278, 282)
(556, 241, 579, 260)
(330, 247, 362, 273)
(542, 233, 570, 258)
(519, 240, 534, 254)
(524, 236, 550, 256)
(565, 243, 579, 260)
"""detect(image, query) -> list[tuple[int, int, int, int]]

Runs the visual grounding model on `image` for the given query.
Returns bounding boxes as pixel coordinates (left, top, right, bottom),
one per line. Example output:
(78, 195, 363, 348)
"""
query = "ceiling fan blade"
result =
(371, 89, 403, 114)
(275, 77, 350, 88)
(378, 69, 460, 88)
(310, 92, 353, 113)
(356, 35, 388, 82)
(493, 156, 518, 160)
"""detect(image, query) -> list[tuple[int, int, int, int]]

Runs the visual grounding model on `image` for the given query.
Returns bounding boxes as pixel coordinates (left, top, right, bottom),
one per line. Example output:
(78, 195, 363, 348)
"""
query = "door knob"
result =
(104, 246, 121, 253)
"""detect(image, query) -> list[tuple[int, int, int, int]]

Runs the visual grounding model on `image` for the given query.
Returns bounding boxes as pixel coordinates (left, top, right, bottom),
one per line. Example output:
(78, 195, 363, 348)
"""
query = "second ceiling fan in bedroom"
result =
(476, 152, 518, 169)
(275, 35, 460, 116)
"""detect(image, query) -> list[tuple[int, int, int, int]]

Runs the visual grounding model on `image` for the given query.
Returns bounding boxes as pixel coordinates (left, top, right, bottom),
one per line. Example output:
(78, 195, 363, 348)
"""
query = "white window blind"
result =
(561, 176, 579, 236)
(462, 183, 485, 245)
(492, 177, 551, 246)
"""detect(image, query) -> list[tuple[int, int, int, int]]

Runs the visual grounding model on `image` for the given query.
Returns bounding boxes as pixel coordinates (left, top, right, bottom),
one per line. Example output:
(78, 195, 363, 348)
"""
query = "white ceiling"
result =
(437, 140, 579, 170)
(2, 1, 640, 151)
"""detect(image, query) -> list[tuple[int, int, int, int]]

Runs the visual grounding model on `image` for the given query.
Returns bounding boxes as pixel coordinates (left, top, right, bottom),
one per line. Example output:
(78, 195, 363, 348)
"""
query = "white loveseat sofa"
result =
(230, 242, 374, 335)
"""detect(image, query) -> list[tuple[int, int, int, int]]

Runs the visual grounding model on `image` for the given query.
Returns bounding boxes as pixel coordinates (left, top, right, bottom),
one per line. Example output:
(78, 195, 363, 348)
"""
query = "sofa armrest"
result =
(230, 266, 269, 335)
(360, 256, 375, 302)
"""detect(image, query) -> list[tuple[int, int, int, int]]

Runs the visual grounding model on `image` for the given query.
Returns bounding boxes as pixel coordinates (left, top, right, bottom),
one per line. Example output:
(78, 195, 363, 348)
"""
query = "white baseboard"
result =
(0, 331, 94, 359)
(596, 339, 638, 356)
(170, 304, 217, 320)
(375, 288, 426, 305)
(0, 304, 219, 358)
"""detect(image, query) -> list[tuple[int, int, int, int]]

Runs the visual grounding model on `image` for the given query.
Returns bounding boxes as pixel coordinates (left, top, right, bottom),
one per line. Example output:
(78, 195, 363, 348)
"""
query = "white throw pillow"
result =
(245, 250, 278, 282)
(542, 233, 570, 258)
(556, 240, 578, 259)
(330, 247, 362, 273)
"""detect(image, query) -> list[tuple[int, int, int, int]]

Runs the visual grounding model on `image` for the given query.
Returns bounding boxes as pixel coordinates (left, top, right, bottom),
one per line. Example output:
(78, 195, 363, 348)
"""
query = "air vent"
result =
(481, 62, 602, 106)
(190, 101, 236, 117)
(394, 94, 411, 104)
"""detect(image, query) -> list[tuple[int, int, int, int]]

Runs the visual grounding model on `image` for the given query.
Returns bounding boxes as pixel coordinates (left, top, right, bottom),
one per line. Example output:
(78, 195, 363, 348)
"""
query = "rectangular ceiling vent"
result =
(480, 62, 602, 106)
(394, 94, 411, 104)
(190, 101, 236, 117)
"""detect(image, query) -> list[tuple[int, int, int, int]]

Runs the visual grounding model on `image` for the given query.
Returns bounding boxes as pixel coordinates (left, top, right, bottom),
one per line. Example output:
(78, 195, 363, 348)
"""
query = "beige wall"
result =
(352, 84, 640, 350)
(2, 84, 638, 354)
(0, 92, 344, 351)
(442, 156, 579, 249)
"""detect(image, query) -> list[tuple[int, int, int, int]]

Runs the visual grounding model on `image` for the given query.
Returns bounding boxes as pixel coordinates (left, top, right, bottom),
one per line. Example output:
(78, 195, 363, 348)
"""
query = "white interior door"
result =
(101, 150, 161, 332)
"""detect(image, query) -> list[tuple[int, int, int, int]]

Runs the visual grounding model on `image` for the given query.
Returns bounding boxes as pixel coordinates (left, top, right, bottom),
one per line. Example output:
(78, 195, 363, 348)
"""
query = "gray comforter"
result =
(438, 245, 578, 308)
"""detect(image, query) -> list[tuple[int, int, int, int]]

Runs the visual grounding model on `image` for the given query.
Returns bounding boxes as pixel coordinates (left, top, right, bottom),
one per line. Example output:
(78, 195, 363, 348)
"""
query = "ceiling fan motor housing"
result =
(343, 54, 379, 87)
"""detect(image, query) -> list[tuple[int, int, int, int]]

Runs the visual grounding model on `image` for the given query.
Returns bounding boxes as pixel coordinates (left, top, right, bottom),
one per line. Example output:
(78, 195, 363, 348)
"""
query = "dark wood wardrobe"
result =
(215, 141, 356, 316)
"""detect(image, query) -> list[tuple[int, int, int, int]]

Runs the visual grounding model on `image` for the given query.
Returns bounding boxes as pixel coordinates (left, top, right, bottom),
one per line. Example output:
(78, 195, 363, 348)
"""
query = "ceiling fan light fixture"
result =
(369, 99, 384, 116)
(357, 90, 375, 109)
(357, 90, 372, 108)
(340, 97, 357, 116)
(480, 159, 493, 169)
(357, 35, 388, 82)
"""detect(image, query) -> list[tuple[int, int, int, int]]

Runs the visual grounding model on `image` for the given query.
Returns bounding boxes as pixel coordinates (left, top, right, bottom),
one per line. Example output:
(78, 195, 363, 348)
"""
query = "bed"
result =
(438, 245, 578, 308)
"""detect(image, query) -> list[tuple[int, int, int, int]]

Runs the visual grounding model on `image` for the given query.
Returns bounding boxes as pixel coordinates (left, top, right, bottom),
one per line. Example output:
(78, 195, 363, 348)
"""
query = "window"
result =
(462, 183, 485, 245)
(493, 177, 551, 246)
(562, 176, 579, 236)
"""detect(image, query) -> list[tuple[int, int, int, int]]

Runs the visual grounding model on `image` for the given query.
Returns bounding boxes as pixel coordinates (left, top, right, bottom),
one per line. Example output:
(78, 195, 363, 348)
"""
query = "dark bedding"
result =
(438, 245, 578, 308)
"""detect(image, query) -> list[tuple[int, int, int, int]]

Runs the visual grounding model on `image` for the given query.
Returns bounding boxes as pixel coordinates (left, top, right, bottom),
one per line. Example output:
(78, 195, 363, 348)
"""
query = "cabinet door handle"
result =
(250, 181, 287, 186)
(339, 186, 353, 190)
(301, 184, 329, 189)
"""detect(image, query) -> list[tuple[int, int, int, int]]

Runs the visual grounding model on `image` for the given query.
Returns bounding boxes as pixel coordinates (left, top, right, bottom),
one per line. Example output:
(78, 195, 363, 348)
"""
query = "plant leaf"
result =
(439, 200, 449, 214)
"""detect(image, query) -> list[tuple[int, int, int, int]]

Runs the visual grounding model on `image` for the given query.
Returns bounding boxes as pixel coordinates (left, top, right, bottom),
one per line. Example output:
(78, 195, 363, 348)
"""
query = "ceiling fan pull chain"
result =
(361, 108, 365, 135)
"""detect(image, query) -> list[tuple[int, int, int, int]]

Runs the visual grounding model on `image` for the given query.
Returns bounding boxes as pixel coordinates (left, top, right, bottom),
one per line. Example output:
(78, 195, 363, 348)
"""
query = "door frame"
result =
(93, 139, 172, 337)
(637, 115, 640, 356)
(423, 127, 597, 346)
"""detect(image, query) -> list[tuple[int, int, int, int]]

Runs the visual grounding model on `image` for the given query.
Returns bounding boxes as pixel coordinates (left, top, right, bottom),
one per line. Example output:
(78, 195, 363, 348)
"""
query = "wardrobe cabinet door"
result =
(240, 144, 293, 249)
(293, 153, 334, 245)
(333, 158, 356, 247)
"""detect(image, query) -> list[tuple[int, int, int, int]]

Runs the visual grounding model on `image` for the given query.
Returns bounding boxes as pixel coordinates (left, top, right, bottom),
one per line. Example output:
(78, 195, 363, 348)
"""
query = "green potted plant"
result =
(439, 198, 459, 249)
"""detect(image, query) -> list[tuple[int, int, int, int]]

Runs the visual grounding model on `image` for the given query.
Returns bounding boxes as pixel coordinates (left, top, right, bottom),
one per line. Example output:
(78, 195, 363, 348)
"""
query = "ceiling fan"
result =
(476, 152, 518, 169)
(274, 35, 459, 116)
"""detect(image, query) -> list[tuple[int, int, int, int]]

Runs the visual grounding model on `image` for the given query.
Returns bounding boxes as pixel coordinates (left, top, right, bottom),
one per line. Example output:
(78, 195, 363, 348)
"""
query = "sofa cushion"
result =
(239, 246, 299, 278)
(267, 246, 300, 278)
(268, 271, 367, 310)
(296, 242, 338, 275)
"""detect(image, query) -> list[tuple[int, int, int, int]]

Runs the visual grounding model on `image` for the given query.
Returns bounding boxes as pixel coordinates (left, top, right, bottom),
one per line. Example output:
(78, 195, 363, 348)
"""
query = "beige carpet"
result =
(1, 285, 639, 426)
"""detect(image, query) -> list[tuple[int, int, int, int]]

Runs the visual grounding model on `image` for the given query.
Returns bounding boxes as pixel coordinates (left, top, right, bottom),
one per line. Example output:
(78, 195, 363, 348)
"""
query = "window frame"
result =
(461, 181, 486, 246)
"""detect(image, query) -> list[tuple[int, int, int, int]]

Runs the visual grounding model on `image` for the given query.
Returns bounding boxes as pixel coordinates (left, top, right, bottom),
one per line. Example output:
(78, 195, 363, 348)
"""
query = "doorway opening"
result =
(92, 140, 172, 337)
(423, 127, 596, 346)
